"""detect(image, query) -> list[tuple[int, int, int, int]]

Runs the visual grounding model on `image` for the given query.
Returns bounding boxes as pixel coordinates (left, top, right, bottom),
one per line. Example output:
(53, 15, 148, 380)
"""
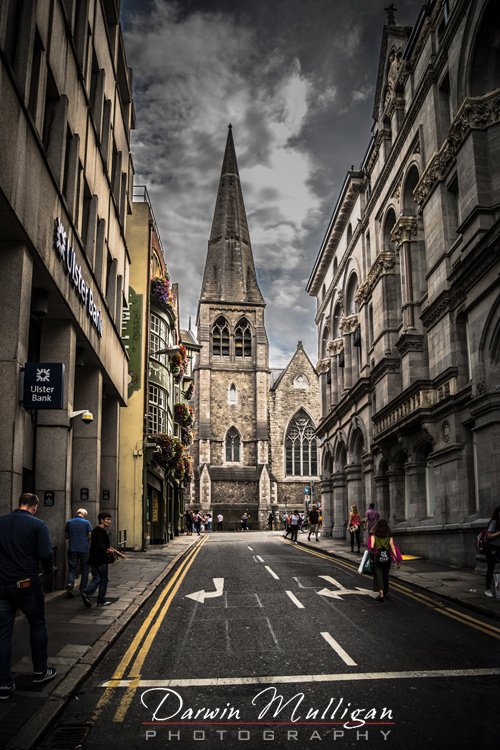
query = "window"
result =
(148, 384, 168, 434)
(235, 318, 252, 357)
(228, 383, 237, 404)
(285, 410, 318, 477)
(212, 317, 229, 356)
(225, 427, 240, 462)
(150, 313, 168, 365)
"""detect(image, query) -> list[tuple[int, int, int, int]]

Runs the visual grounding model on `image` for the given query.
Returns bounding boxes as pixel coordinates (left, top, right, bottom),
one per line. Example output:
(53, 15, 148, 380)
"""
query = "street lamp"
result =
(155, 345, 180, 356)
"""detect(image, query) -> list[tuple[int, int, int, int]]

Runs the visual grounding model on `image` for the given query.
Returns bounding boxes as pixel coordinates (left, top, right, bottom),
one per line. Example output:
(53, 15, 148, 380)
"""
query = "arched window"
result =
(347, 223, 353, 245)
(285, 410, 318, 477)
(235, 318, 252, 357)
(226, 426, 240, 462)
(403, 165, 420, 216)
(345, 273, 358, 316)
(212, 316, 229, 356)
(469, 1, 500, 97)
(228, 383, 237, 404)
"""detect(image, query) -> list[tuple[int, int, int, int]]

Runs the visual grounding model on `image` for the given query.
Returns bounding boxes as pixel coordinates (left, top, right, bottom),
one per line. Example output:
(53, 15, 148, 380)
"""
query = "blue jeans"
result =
(67, 551, 90, 591)
(83, 564, 109, 604)
(0, 580, 48, 683)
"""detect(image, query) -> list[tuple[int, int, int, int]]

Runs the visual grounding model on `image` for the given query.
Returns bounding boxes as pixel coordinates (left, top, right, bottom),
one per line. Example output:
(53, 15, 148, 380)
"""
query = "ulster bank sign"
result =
(54, 218, 103, 336)
(23, 363, 65, 409)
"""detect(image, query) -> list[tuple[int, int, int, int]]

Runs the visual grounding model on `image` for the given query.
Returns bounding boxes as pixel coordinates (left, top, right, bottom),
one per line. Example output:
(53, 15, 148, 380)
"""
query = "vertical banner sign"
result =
(122, 286, 143, 398)
(23, 363, 65, 409)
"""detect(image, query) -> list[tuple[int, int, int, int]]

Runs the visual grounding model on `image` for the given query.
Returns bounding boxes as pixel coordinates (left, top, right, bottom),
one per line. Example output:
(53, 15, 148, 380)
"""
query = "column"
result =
(72, 367, 103, 524)
(319, 477, 333, 538)
(405, 457, 427, 521)
(36, 320, 77, 587)
(346, 463, 363, 514)
(0, 243, 33, 509)
(332, 471, 347, 539)
(387, 466, 405, 524)
(101, 395, 119, 544)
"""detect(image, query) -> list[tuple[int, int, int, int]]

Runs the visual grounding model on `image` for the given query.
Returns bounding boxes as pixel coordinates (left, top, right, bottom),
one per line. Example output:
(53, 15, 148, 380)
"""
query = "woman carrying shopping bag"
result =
(368, 519, 402, 602)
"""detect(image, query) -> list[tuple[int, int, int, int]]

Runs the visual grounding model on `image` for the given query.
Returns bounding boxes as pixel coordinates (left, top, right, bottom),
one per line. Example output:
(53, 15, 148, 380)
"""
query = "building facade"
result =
(307, 0, 500, 568)
(119, 187, 198, 548)
(193, 127, 320, 527)
(0, 0, 133, 582)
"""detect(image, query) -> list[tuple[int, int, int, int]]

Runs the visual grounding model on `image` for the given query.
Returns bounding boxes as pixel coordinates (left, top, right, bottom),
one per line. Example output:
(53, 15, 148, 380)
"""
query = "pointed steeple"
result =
(200, 126, 264, 305)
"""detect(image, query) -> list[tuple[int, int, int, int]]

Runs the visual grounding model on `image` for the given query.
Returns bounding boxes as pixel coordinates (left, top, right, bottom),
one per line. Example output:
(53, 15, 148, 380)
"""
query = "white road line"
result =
(254, 593, 263, 608)
(247, 546, 253, 551)
(265, 616, 281, 651)
(265, 565, 280, 579)
(256, 555, 264, 563)
(225, 619, 231, 655)
(102, 667, 500, 689)
(286, 591, 305, 609)
(321, 632, 357, 666)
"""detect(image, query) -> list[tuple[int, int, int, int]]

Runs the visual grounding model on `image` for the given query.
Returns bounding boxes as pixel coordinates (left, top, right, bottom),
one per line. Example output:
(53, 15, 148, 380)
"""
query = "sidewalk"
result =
(1, 534, 200, 750)
(275, 529, 500, 621)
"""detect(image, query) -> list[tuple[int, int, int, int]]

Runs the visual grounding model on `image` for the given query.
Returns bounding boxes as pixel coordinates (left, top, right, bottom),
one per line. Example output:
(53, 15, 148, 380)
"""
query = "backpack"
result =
(475, 529, 489, 554)
(375, 536, 391, 564)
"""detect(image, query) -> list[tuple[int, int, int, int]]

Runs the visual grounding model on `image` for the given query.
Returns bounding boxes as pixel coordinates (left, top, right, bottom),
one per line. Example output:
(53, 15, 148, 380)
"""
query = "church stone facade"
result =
(193, 127, 320, 527)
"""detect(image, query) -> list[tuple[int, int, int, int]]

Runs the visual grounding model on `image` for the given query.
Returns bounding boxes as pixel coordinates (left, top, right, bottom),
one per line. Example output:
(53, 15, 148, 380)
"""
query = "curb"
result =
(294, 538, 500, 624)
(6, 537, 202, 750)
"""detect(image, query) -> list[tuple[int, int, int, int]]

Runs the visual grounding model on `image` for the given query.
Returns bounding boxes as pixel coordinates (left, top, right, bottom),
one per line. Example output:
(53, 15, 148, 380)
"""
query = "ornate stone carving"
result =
(391, 216, 418, 246)
(396, 332, 425, 356)
(327, 337, 344, 356)
(316, 357, 330, 375)
(340, 314, 359, 335)
(355, 252, 397, 305)
(414, 90, 500, 206)
(384, 48, 404, 108)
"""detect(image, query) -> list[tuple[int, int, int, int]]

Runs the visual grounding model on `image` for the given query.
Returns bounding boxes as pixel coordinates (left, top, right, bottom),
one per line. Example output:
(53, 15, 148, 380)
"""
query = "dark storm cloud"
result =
(121, 0, 424, 366)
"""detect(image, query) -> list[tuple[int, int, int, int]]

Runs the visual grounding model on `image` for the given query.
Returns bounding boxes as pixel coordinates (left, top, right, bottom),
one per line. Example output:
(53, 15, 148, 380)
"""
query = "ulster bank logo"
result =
(36, 368, 51, 383)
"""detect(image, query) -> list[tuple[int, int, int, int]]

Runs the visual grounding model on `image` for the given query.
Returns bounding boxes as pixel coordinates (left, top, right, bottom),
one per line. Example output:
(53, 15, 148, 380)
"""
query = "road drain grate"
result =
(39, 722, 92, 749)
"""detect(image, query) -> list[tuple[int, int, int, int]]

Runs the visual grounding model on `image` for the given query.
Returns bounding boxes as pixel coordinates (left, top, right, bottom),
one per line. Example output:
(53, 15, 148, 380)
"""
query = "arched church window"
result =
(235, 318, 252, 357)
(212, 317, 229, 356)
(226, 426, 241, 462)
(285, 410, 318, 477)
(228, 383, 237, 404)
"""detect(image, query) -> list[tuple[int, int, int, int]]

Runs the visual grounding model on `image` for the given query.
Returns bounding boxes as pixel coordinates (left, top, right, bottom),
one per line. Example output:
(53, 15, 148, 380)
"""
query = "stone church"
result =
(193, 126, 320, 528)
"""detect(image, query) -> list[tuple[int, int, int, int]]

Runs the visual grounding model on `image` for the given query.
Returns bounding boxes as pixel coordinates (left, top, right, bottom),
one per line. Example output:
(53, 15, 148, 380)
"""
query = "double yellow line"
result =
(96, 535, 208, 721)
(283, 537, 500, 640)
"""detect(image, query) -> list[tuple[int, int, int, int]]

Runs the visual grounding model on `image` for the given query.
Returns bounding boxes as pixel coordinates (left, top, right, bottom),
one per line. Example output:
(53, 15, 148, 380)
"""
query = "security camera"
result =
(69, 409, 94, 424)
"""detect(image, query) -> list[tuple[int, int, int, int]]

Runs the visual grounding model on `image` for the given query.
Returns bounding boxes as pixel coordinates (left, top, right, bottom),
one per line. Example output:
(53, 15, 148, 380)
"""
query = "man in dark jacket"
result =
(81, 512, 118, 608)
(0, 493, 57, 700)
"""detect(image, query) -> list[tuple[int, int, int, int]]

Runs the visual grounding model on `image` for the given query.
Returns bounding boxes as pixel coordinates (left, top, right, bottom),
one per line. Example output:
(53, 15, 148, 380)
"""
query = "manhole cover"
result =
(39, 722, 92, 749)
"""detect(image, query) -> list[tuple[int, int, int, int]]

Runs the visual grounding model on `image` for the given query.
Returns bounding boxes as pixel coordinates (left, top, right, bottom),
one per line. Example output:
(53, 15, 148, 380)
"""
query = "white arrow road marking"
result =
(247, 546, 253, 551)
(317, 574, 373, 600)
(185, 577, 224, 603)
(321, 632, 357, 666)
(256, 555, 264, 562)
(286, 591, 305, 609)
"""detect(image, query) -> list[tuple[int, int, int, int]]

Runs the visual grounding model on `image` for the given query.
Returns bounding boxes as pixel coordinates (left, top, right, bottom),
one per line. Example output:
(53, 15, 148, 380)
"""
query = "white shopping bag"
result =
(358, 549, 369, 574)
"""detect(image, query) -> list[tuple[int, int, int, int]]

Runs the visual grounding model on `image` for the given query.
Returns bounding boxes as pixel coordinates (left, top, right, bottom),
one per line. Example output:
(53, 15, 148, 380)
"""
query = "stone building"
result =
(306, 0, 500, 568)
(0, 0, 133, 582)
(193, 127, 320, 527)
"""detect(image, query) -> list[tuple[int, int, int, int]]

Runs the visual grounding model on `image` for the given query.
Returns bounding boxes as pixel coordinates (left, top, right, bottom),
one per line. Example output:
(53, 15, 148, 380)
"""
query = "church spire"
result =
(200, 126, 264, 305)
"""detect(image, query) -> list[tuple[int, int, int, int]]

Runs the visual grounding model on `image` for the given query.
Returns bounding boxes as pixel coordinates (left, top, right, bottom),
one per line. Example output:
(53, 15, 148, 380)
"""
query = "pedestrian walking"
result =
(241, 512, 249, 531)
(283, 512, 291, 538)
(307, 506, 320, 542)
(65, 508, 92, 597)
(289, 510, 301, 543)
(81, 512, 122, 608)
(185, 508, 193, 535)
(217, 513, 223, 531)
(0, 493, 57, 699)
(347, 504, 362, 552)
(484, 505, 500, 598)
(363, 502, 380, 534)
(368, 518, 402, 602)
(192, 511, 202, 535)
(206, 512, 213, 532)
(268, 511, 274, 530)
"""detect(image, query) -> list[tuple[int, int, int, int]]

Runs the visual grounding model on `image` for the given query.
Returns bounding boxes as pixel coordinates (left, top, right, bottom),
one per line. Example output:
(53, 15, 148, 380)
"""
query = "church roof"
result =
(199, 125, 265, 306)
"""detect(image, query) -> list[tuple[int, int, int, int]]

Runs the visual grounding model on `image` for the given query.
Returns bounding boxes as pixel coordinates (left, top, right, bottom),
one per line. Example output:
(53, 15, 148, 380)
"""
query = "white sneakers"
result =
(485, 590, 494, 598)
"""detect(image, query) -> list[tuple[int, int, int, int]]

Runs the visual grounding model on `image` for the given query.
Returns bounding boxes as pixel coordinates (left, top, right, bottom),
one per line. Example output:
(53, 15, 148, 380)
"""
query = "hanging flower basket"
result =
(174, 402, 194, 427)
(150, 276, 176, 320)
(150, 433, 183, 474)
(170, 345, 188, 384)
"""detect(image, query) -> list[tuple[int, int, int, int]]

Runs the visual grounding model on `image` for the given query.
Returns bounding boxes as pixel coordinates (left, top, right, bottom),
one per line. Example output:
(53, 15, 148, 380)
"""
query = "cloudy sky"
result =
(120, 0, 423, 367)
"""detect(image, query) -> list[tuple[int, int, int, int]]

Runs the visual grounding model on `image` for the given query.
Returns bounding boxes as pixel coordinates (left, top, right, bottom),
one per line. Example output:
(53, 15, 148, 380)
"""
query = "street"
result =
(39, 533, 500, 749)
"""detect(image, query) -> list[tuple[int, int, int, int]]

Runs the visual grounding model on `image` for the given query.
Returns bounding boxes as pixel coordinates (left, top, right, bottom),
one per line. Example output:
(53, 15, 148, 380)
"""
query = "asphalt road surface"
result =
(38, 533, 500, 750)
